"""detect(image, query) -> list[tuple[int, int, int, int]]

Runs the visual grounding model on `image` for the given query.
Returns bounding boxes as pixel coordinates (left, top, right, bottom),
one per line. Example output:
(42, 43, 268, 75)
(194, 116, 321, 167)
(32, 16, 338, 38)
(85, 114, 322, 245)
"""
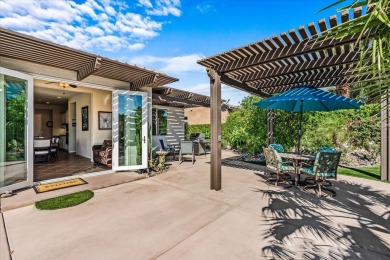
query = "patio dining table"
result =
(279, 152, 315, 188)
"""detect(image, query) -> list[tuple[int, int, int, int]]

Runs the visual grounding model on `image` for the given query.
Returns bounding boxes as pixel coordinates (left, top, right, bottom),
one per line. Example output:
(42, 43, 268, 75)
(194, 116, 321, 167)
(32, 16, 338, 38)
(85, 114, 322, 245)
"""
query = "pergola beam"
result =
(255, 67, 353, 90)
(219, 73, 269, 97)
(239, 51, 358, 83)
(214, 35, 358, 73)
(132, 74, 159, 88)
(77, 57, 101, 81)
(152, 93, 210, 107)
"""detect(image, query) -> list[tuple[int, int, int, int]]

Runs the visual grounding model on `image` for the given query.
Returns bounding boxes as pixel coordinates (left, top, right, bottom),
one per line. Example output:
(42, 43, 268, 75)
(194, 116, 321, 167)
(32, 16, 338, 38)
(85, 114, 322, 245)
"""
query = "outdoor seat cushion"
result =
(267, 164, 295, 173)
(300, 167, 335, 177)
(268, 144, 284, 153)
(318, 147, 337, 153)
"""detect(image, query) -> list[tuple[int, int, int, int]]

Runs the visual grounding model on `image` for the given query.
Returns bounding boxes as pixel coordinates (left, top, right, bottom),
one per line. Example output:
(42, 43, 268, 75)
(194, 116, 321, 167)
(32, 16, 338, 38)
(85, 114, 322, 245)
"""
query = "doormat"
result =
(33, 178, 88, 194)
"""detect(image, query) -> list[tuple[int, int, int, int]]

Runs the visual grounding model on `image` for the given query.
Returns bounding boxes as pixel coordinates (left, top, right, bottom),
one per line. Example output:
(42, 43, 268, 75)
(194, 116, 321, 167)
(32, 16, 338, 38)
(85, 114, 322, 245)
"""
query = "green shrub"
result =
(220, 95, 380, 156)
(186, 124, 211, 139)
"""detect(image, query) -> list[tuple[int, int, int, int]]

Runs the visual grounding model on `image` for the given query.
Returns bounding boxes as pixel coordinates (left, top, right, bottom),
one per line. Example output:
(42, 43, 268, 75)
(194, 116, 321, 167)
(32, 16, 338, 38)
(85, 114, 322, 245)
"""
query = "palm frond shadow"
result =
(252, 175, 390, 259)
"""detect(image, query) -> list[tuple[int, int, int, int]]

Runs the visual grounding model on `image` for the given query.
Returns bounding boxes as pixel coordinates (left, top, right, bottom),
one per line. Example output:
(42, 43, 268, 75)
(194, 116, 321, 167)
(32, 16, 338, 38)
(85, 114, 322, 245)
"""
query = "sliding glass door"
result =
(0, 67, 33, 193)
(112, 90, 148, 171)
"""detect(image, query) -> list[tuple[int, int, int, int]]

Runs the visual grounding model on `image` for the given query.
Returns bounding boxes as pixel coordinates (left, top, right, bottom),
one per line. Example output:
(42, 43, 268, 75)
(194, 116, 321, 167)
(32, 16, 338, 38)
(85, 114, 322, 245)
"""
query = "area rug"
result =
(33, 178, 88, 194)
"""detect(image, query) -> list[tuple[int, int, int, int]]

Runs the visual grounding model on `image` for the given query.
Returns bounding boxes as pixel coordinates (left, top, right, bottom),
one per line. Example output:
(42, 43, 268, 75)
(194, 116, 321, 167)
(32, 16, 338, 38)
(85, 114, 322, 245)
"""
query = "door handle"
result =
(143, 136, 146, 143)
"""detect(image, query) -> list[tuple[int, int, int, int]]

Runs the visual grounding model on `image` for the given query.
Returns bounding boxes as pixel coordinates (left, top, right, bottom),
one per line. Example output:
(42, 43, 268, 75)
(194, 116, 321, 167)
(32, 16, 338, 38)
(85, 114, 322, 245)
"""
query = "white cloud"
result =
(186, 83, 210, 96)
(144, 0, 182, 17)
(138, 0, 153, 8)
(128, 43, 145, 51)
(129, 54, 205, 74)
(0, 0, 182, 52)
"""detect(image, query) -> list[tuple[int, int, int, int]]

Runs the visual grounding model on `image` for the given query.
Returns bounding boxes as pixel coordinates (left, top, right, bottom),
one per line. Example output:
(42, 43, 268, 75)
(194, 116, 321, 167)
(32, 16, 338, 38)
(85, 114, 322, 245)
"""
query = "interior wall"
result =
(34, 104, 67, 136)
(68, 93, 91, 159)
(91, 89, 112, 147)
(33, 109, 52, 137)
(69, 102, 76, 152)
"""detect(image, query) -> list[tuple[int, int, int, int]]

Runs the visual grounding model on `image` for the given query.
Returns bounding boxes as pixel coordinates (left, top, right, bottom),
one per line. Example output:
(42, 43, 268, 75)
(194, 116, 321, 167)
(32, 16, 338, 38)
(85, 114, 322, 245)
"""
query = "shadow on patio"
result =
(251, 178, 390, 259)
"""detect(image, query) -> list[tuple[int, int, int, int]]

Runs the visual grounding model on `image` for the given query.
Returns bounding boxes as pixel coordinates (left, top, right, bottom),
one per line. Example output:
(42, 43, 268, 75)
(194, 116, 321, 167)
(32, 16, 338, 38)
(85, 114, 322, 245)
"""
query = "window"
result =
(152, 108, 168, 135)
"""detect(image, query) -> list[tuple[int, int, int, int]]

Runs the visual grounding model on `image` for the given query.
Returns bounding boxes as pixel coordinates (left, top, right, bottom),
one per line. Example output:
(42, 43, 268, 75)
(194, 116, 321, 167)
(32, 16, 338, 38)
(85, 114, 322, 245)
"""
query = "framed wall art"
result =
(98, 111, 112, 130)
(81, 106, 89, 131)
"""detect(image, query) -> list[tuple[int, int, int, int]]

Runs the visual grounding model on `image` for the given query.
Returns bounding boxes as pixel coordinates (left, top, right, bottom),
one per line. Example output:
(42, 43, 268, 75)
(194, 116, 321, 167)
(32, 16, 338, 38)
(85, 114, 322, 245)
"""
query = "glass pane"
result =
(158, 109, 168, 135)
(118, 94, 142, 166)
(152, 108, 157, 135)
(0, 74, 27, 188)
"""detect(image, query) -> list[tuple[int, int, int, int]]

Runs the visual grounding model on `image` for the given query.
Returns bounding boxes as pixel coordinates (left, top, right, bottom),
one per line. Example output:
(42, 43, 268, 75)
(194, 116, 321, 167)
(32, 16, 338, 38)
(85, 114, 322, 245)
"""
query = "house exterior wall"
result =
(184, 107, 230, 125)
(152, 106, 185, 151)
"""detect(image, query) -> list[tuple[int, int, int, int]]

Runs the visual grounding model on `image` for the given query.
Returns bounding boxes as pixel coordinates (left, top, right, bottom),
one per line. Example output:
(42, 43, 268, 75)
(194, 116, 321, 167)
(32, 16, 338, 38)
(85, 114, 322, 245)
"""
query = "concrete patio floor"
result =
(1, 151, 389, 259)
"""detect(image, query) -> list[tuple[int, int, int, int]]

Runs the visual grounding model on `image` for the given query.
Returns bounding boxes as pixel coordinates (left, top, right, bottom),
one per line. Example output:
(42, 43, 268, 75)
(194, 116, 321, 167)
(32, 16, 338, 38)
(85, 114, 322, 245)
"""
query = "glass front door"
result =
(0, 67, 33, 193)
(112, 90, 148, 171)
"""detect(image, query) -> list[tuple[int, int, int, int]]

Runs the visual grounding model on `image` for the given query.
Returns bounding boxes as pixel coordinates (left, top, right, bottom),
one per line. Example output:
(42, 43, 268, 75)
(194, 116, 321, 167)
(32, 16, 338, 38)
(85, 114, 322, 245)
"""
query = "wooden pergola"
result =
(0, 27, 178, 88)
(153, 86, 214, 108)
(198, 6, 389, 190)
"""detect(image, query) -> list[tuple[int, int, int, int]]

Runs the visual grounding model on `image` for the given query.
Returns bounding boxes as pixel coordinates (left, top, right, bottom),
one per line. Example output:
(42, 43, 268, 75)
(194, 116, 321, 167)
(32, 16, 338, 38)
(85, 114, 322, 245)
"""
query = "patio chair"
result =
(159, 139, 176, 161)
(34, 138, 51, 163)
(263, 148, 294, 187)
(303, 147, 338, 185)
(179, 141, 195, 164)
(300, 151, 341, 197)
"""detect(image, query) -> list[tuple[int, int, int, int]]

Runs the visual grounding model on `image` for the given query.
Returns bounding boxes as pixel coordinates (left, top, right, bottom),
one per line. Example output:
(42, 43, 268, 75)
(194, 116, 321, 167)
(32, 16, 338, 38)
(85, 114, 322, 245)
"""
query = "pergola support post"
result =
(267, 110, 274, 145)
(381, 91, 389, 181)
(207, 68, 222, 191)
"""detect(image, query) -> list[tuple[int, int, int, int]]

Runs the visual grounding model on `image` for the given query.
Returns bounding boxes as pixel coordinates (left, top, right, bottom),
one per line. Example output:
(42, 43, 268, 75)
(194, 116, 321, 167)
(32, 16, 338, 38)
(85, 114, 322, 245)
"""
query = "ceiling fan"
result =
(45, 82, 78, 95)
(45, 82, 78, 88)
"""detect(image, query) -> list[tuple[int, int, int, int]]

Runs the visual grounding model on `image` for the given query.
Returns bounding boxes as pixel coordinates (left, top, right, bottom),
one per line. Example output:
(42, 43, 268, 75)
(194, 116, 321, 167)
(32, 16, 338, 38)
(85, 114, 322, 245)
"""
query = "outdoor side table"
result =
(279, 153, 315, 188)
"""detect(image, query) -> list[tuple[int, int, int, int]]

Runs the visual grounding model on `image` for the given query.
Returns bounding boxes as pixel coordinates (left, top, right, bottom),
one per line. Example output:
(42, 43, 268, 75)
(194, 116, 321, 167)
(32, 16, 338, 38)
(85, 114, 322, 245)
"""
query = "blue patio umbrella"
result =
(254, 86, 363, 154)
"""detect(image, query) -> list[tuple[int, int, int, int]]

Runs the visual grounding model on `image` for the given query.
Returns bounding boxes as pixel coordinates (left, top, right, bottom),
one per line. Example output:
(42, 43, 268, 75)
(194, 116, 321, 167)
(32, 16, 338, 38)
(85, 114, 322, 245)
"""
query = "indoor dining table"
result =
(279, 152, 315, 187)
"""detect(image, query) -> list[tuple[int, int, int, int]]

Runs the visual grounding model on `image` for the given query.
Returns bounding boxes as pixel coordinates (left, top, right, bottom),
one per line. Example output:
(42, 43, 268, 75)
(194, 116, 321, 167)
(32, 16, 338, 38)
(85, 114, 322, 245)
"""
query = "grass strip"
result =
(35, 190, 94, 210)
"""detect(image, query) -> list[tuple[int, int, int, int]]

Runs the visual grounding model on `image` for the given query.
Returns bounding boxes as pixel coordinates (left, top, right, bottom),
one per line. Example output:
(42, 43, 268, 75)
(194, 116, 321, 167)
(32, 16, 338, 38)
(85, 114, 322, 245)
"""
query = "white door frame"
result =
(0, 67, 34, 193)
(112, 90, 148, 171)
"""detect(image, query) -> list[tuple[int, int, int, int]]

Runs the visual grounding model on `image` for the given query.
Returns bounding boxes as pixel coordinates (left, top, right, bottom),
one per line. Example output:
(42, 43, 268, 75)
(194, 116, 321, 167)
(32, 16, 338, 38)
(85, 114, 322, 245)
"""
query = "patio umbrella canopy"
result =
(254, 86, 363, 153)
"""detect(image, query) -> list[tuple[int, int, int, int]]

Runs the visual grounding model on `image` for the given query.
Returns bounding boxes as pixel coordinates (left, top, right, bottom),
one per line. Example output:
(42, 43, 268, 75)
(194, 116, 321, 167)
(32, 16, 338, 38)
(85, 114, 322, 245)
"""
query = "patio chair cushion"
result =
(301, 151, 341, 178)
(318, 147, 337, 153)
(268, 144, 284, 153)
(300, 166, 336, 177)
(268, 164, 295, 173)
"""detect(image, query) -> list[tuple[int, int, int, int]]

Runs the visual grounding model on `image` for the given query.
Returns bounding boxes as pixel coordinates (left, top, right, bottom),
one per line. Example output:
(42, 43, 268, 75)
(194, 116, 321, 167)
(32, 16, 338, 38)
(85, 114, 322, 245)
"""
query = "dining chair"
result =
(300, 151, 341, 197)
(179, 141, 195, 164)
(50, 136, 60, 160)
(159, 139, 175, 161)
(34, 138, 51, 163)
(263, 148, 294, 187)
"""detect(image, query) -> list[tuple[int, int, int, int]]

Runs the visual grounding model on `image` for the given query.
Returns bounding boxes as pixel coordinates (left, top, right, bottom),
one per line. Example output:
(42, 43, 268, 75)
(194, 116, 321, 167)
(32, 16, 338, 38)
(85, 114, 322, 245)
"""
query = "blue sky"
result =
(0, 0, 348, 105)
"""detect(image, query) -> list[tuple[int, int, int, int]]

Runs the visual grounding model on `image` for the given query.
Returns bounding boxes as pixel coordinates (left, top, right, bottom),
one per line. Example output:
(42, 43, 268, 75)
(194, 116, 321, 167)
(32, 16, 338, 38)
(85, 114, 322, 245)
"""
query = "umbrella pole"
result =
(298, 101, 303, 154)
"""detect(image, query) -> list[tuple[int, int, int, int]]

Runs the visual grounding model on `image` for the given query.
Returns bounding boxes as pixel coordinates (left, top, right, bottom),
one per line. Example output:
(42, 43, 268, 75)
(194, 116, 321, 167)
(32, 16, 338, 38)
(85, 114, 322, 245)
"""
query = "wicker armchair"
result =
(92, 140, 112, 167)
